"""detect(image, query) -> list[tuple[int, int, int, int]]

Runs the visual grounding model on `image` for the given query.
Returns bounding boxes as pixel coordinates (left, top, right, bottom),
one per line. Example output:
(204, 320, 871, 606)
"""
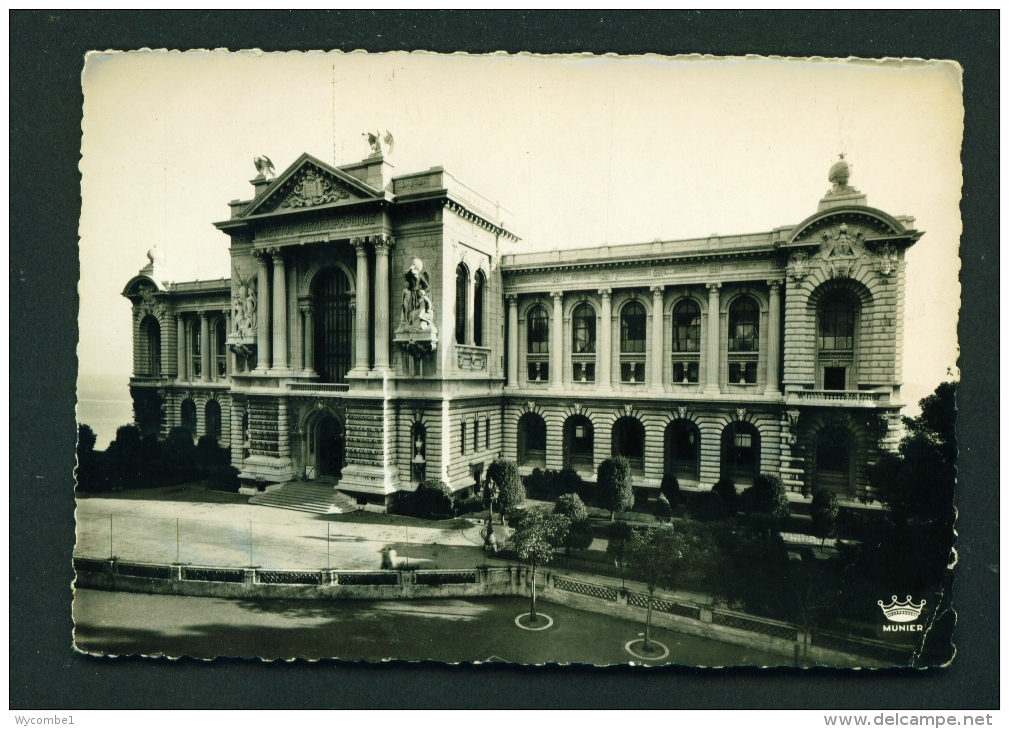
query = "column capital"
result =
(706, 282, 722, 292)
(767, 279, 784, 293)
(650, 285, 665, 296)
(252, 247, 271, 263)
(223, 309, 231, 319)
(598, 287, 612, 299)
(266, 246, 283, 259)
(197, 310, 208, 319)
(550, 290, 564, 301)
(372, 235, 395, 253)
(175, 312, 184, 321)
(351, 236, 368, 254)
(506, 293, 518, 304)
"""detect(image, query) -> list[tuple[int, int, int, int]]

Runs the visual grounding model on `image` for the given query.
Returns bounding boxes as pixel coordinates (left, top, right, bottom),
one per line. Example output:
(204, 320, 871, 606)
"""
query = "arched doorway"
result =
(315, 416, 345, 479)
(180, 399, 197, 438)
(563, 415, 594, 471)
(814, 426, 853, 495)
(313, 268, 353, 383)
(665, 419, 700, 480)
(612, 416, 645, 476)
(205, 399, 222, 440)
(721, 420, 760, 484)
(517, 412, 547, 467)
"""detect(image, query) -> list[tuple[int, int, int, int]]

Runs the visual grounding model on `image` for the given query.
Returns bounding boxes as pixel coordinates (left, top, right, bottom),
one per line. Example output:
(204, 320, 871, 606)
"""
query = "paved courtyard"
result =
(75, 485, 491, 571)
(73, 589, 786, 666)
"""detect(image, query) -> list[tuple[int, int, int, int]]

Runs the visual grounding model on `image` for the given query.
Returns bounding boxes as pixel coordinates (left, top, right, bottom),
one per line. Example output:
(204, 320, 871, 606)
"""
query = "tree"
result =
(654, 493, 673, 523)
(106, 424, 144, 490)
(811, 489, 839, 545)
(508, 511, 570, 623)
(555, 467, 585, 498)
(563, 520, 595, 556)
(597, 457, 634, 521)
(606, 520, 634, 588)
(162, 426, 198, 478)
(553, 492, 588, 523)
(75, 423, 103, 492)
(712, 478, 738, 516)
(488, 458, 525, 524)
(77, 423, 97, 454)
(625, 525, 682, 652)
(660, 474, 680, 507)
(742, 473, 790, 532)
(687, 490, 728, 522)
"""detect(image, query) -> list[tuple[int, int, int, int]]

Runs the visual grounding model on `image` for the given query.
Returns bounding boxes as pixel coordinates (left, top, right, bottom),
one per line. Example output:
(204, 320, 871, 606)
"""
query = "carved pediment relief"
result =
(242, 155, 380, 217)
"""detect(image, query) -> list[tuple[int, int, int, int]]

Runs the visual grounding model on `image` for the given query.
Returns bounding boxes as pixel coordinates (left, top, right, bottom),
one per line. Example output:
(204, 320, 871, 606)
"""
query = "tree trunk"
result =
(645, 591, 653, 651)
(529, 564, 538, 623)
(610, 509, 615, 521)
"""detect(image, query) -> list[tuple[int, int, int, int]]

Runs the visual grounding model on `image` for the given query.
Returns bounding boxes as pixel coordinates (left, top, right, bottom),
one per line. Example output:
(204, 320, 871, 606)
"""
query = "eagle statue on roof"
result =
(253, 155, 275, 179)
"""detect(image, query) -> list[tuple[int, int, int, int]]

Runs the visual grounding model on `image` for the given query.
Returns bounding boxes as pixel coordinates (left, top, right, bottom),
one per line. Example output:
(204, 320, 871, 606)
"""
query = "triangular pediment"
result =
(241, 154, 381, 217)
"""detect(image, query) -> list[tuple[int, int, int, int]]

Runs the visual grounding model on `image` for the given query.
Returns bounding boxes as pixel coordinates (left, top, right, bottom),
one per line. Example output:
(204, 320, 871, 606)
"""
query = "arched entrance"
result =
(517, 412, 547, 467)
(315, 416, 345, 479)
(313, 268, 353, 383)
(721, 421, 760, 485)
(563, 415, 594, 472)
(665, 419, 700, 480)
(612, 416, 645, 476)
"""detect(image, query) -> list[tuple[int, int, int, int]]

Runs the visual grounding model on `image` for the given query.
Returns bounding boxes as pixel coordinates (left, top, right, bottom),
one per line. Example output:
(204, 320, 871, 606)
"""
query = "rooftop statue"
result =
(253, 155, 276, 180)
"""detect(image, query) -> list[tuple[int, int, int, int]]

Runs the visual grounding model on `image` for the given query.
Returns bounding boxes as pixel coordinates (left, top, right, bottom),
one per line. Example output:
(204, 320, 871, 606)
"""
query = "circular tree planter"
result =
(515, 612, 554, 631)
(624, 638, 669, 661)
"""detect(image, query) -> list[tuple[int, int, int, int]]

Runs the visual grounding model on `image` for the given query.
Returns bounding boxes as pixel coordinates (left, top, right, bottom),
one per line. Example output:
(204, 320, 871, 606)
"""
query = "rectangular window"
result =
(573, 361, 595, 382)
(734, 432, 752, 448)
(621, 361, 645, 383)
(673, 361, 699, 383)
(473, 419, 479, 453)
(729, 362, 758, 384)
(824, 367, 846, 391)
(485, 419, 490, 450)
(461, 422, 467, 455)
(527, 361, 549, 382)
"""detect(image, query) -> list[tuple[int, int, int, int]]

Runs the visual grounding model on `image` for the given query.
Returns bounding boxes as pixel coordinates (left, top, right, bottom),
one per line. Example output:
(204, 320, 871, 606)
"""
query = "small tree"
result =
(688, 490, 728, 522)
(742, 473, 791, 533)
(606, 520, 634, 588)
(554, 492, 589, 523)
(508, 511, 570, 623)
(414, 479, 455, 518)
(660, 474, 680, 507)
(556, 467, 584, 497)
(626, 525, 682, 651)
(597, 456, 634, 521)
(712, 478, 738, 516)
(563, 520, 595, 556)
(75, 423, 103, 492)
(654, 493, 673, 523)
(811, 489, 840, 545)
(489, 458, 525, 524)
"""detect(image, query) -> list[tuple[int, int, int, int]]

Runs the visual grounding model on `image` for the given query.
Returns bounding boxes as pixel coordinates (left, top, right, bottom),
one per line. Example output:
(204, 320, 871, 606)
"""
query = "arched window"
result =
(517, 412, 547, 467)
(620, 301, 646, 383)
(612, 416, 645, 475)
(190, 323, 202, 378)
(205, 399, 222, 441)
(563, 415, 594, 471)
(728, 297, 760, 384)
(665, 419, 700, 480)
(526, 306, 549, 382)
(484, 416, 491, 450)
(571, 303, 596, 382)
(815, 426, 852, 494)
(473, 270, 486, 347)
(140, 315, 161, 377)
(671, 300, 700, 383)
(313, 268, 353, 383)
(819, 294, 857, 391)
(215, 319, 227, 378)
(721, 421, 760, 484)
(461, 421, 468, 456)
(180, 399, 197, 437)
(455, 263, 468, 345)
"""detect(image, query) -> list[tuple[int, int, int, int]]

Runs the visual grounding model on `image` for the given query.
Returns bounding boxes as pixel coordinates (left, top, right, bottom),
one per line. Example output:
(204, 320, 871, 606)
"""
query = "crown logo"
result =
(878, 595, 926, 623)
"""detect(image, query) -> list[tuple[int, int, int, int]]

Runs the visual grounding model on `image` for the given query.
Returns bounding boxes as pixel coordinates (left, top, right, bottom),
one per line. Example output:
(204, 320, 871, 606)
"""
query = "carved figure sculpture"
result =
(401, 258, 434, 331)
(365, 131, 382, 156)
(232, 272, 257, 338)
(254, 155, 275, 179)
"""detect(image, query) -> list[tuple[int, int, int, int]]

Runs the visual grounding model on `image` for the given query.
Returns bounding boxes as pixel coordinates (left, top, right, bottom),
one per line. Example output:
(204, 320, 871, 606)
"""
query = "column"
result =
(598, 288, 612, 392)
(254, 249, 271, 372)
(549, 291, 564, 391)
(506, 294, 519, 389)
(270, 247, 289, 372)
(224, 310, 233, 378)
(352, 237, 370, 372)
(176, 313, 187, 381)
(766, 280, 782, 394)
(302, 300, 315, 374)
(705, 282, 721, 393)
(199, 311, 211, 383)
(465, 267, 476, 345)
(650, 285, 665, 392)
(373, 235, 394, 370)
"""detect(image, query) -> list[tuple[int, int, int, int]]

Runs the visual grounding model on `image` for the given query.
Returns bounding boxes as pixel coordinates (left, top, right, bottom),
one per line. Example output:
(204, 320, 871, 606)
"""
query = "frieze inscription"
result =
(257, 213, 379, 240)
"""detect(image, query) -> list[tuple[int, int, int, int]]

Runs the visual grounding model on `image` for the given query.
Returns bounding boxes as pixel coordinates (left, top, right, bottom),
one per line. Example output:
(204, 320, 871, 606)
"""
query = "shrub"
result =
(654, 493, 673, 523)
(597, 457, 634, 520)
(554, 492, 589, 523)
(413, 479, 455, 518)
(563, 519, 595, 555)
(522, 468, 549, 496)
(660, 474, 680, 507)
(555, 467, 585, 497)
(742, 473, 790, 531)
(712, 478, 738, 516)
(489, 459, 526, 520)
(688, 490, 729, 522)
(162, 426, 197, 475)
(811, 489, 840, 543)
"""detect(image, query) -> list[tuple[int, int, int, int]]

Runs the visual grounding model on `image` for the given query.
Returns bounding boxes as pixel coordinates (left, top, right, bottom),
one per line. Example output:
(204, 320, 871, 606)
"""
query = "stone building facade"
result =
(123, 152, 920, 506)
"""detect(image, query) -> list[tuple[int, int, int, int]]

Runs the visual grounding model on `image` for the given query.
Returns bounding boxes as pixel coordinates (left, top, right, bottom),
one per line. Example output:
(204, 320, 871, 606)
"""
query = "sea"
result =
(76, 374, 135, 451)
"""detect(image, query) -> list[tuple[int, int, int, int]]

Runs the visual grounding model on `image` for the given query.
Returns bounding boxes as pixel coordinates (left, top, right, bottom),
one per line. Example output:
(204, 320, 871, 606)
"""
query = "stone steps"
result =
(249, 480, 359, 515)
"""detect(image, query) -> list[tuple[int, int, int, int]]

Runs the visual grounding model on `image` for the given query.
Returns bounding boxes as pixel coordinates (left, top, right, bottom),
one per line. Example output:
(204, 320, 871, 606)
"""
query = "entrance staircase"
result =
(248, 480, 359, 515)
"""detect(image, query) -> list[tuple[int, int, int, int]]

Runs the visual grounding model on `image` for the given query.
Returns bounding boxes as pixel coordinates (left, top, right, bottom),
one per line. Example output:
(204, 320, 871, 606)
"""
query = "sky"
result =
(79, 51, 963, 414)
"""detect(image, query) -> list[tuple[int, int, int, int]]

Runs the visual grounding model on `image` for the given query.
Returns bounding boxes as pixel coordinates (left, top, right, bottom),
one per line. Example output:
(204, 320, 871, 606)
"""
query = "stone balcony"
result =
(789, 389, 889, 407)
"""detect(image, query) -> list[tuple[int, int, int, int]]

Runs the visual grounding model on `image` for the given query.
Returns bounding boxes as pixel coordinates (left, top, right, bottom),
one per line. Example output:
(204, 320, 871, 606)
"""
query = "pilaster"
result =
(598, 288, 613, 392)
(705, 282, 721, 394)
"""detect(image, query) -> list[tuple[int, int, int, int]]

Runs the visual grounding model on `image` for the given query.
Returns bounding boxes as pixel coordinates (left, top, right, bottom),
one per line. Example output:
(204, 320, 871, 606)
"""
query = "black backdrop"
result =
(10, 10, 999, 709)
